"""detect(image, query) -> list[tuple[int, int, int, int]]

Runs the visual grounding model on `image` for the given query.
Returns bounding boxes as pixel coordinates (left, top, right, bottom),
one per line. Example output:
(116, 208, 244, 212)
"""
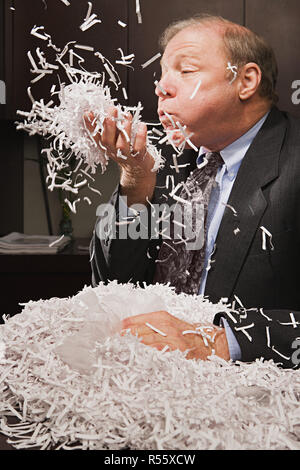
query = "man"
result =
(86, 15, 300, 368)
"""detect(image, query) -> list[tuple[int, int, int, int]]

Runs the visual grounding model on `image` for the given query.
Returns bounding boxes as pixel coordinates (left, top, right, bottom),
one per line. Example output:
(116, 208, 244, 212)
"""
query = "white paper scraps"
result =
(118, 20, 127, 28)
(154, 80, 167, 95)
(74, 44, 94, 51)
(196, 157, 208, 170)
(271, 346, 291, 361)
(135, 0, 142, 24)
(48, 234, 65, 248)
(94, 52, 121, 90)
(259, 308, 273, 322)
(223, 203, 238, 217)
(151, 127, 163, 137)
(16, 18, 167, 211)
(30, 25, 49, 41)
(234, 323, 254, 342)
(145, 322, 167, 337)
(171, 154, 179, 173)
(172, 121, 198, 153)
(260, 226, 275, 251)
(189, 79, 202, 100)
(122, 87, 128, 100)
(0, 339, 5, 362)
(141, 52, 161, 69)
(83, 196, 92, 205)
(233, 295, 244, 309)
(80, 3, 101, 31)
(226, 62, 238, 84)
(64, 197, 80, 214)
(30, 26, 61, 52)
(115, 48, 135, 68)
(278, 312, 300, 329)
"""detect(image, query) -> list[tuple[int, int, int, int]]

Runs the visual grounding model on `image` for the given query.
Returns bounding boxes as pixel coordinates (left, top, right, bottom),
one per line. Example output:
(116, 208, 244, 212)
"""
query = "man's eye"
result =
(181, 70, 194, 74)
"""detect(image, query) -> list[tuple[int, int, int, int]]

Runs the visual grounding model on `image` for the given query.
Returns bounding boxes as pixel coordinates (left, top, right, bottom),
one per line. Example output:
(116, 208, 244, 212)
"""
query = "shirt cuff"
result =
(221, 318, 242, 361)
(118, 194, 147, 220)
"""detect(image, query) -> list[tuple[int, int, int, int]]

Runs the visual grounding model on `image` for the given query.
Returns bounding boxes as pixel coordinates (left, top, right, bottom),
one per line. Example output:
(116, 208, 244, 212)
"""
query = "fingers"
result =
(83, 107, 148, 162)
(122, 311, 171, 330)
(121, 311, 197, 354)
(121, 311, 171, 347)
(84, 111, 99, 144)
(132, 122, 148, 156)
(114, 113, 133, 159)
(101, 107, 119, 152)
(121, 323, 173, 354)
(120, 311, 223, 361)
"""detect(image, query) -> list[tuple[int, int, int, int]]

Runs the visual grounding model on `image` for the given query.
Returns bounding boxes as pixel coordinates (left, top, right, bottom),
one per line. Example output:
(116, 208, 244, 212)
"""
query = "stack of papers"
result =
(0, 232, 71, 254)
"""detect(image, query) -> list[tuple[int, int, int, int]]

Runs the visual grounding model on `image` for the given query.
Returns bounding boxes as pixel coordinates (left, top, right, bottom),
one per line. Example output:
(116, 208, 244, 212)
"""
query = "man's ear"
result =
(238, 62, 262, 101)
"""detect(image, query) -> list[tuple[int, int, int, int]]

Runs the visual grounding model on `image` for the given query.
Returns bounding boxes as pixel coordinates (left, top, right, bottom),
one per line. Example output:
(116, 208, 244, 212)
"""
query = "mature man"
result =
(87, 15, 300, 368)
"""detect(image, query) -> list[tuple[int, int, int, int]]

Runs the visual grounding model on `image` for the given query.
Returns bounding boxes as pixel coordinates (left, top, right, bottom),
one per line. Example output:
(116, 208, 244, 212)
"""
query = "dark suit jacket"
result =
(90, 107, 300, 368)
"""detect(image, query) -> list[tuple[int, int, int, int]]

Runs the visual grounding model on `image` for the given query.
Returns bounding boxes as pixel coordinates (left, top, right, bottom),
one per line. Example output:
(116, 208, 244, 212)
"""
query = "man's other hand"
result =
(121, 310, 230, 361)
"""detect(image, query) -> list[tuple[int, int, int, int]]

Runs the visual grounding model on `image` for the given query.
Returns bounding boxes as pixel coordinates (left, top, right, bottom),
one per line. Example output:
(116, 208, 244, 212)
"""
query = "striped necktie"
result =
(153, 152, 224, 295)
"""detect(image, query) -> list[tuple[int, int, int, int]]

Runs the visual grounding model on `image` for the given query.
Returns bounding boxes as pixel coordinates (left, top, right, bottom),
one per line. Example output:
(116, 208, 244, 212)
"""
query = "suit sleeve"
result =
(89, 148, 198, 287)
(90, 184, 161, 287)
(214, 308, 300, 369)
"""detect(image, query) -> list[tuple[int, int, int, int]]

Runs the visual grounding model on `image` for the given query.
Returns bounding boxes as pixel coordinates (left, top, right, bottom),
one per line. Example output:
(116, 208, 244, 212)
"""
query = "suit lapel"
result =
(204, 107, 288, 303)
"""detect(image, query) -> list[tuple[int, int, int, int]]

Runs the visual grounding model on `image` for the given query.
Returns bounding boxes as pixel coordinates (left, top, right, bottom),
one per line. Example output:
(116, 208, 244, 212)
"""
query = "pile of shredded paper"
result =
(0, 282, 300, 450)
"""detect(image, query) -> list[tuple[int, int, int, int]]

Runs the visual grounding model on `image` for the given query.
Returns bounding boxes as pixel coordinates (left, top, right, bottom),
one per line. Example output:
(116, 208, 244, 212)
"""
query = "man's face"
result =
(156, 26, 240, 150)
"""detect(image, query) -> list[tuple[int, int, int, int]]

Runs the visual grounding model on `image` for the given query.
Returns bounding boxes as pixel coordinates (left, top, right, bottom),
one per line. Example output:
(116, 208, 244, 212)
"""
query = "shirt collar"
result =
(197, 112, 270, 173)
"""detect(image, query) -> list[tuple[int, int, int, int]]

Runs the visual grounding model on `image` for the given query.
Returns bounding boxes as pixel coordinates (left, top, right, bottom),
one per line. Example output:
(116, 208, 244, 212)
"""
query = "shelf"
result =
(0, 238, 93, 319)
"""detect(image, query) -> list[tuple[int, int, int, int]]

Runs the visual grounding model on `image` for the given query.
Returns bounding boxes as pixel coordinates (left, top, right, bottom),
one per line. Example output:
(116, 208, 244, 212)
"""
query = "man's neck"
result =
(209, 102, 272, 152)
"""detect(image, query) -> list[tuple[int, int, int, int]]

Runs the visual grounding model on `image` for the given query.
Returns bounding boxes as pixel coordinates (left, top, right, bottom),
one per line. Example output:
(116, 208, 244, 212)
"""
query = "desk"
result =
(0, 238, 92, 449)
(0, 238, 92, 320)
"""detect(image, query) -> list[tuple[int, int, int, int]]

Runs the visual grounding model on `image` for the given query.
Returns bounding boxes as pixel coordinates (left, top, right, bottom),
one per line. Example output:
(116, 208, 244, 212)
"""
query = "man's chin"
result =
(165, 129, 186, 147)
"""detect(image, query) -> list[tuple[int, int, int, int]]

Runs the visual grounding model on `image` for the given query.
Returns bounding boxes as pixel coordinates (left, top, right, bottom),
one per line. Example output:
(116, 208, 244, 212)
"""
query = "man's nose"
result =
(154, 75, 176, 98)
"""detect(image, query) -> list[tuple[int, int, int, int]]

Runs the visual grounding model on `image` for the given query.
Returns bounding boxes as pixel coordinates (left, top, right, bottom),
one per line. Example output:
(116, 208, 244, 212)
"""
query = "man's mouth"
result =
(160, 117, 173, 128)
(158, 110, 177, 128)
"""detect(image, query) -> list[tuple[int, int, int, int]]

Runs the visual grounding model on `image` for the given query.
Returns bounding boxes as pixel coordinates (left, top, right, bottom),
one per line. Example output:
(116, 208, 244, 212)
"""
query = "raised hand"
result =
(84, 107, 157, 206)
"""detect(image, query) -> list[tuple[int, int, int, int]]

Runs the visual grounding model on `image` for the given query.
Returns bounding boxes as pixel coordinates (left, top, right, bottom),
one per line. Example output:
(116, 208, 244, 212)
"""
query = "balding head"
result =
(160, 14, 278, 105)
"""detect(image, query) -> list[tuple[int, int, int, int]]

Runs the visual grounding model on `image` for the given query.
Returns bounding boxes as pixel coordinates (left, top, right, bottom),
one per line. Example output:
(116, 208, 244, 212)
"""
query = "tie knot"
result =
(204, 152, 224, 173)
(184, 151, 224, 195)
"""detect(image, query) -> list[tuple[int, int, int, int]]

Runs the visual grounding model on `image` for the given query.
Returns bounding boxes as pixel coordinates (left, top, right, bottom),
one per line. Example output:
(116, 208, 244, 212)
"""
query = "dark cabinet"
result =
(0, 120, 24, 235)
(0, 238, 91, 320)
(1, 0, 129, 119)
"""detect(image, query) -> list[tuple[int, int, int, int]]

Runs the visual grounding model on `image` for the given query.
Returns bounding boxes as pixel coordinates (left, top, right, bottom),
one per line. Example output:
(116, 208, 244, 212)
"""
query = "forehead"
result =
(161, 26, 226, 64)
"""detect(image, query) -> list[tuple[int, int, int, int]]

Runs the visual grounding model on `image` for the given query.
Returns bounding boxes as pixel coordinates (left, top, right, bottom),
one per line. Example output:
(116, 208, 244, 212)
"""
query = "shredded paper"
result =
(0, 282, 300, 450)
(16, 17, 164, 204)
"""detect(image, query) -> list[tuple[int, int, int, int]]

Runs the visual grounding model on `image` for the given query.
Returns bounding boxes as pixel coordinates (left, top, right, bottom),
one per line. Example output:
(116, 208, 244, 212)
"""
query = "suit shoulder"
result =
(283, 110, 300, 143)
(273, 110, 300, 158)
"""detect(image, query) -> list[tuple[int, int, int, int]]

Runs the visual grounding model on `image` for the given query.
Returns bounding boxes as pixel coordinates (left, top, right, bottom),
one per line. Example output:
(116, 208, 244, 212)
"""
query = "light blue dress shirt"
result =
(198, 112, 269, 360)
